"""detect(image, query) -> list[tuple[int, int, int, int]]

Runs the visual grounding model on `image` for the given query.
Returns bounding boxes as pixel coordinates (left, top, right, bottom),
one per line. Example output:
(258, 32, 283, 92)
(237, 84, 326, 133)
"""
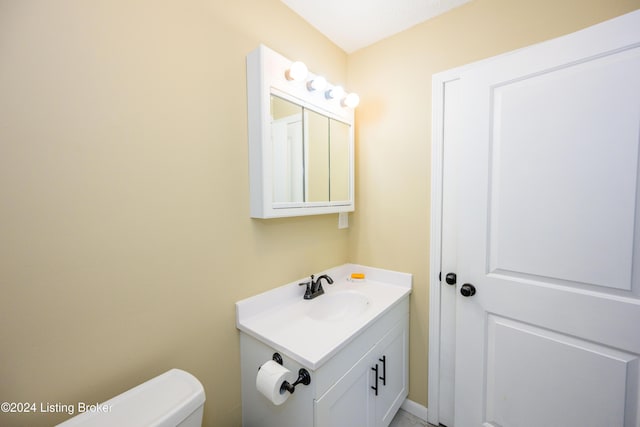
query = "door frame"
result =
(428, 65, 464, 426)
(429, 53, 534, 426)
(427, 68, 446, 426)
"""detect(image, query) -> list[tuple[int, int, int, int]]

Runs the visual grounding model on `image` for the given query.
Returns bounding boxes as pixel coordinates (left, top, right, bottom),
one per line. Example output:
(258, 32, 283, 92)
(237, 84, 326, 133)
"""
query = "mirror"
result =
(329, 120, 350, 202)
(271, 95, 304, 203)
(271, 95, 351, 206)
(247, 45, 355, 218)
(306, 107, 330, 203)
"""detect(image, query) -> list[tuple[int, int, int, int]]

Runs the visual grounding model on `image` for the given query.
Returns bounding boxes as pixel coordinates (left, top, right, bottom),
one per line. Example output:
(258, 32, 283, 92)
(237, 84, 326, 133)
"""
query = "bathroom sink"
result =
(306, 291, 370, 322)
(236, 264, 412, 368)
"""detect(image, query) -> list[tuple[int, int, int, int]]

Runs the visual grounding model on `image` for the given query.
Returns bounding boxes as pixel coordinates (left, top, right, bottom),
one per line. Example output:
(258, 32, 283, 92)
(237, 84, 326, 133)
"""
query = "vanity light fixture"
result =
(325, 85, 345, 101)
(342, 93, 360, 109)
(285, 61, 308, 82)
(284, 57, 359, 109)
(306, 76, 327, 92)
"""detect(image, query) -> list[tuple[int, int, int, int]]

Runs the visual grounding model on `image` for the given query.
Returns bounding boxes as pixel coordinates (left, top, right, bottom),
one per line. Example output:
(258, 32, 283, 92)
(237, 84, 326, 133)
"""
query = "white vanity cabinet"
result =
(315, 315, 408, 427)
(236, 264, 412, 427)
(239, 296, 409, 427)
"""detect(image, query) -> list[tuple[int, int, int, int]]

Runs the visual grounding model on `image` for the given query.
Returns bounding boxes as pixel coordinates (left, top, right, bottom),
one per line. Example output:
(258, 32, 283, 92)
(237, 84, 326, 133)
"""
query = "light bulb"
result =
(325, 85, 344, 100)
(285, 61, 308, 82)
(306, 76, 327, 92)
(342, 93, 360, 108)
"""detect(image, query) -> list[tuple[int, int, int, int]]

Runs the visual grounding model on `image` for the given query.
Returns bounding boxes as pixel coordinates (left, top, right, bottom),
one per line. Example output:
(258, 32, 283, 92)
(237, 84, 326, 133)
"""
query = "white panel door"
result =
(454, 11, 640, 427)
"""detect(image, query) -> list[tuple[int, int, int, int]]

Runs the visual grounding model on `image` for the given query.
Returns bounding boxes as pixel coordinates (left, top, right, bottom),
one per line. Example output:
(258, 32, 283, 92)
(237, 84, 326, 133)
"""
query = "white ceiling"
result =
(281, 0, 473, 53)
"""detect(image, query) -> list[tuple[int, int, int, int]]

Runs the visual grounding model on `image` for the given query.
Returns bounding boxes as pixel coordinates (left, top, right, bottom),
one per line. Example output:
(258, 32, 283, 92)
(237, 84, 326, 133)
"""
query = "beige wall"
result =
(0, 1, 348, 426)
(347, 0, 639, 408)
(1, 0, 638, 426)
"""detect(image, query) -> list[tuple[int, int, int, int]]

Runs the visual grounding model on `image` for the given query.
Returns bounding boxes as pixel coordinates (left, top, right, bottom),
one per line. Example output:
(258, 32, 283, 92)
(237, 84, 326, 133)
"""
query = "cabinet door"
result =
(315, 346, 376, 427)
(375, 319, 409, 427)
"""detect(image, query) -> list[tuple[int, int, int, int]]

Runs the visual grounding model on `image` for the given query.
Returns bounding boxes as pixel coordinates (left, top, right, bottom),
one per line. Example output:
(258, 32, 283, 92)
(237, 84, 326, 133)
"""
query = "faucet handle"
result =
(298, 280, 312, 298)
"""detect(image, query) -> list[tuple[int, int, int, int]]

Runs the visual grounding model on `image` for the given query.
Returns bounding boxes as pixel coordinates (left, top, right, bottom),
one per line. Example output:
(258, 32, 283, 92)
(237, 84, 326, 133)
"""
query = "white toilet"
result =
(57, 369, 205, 427)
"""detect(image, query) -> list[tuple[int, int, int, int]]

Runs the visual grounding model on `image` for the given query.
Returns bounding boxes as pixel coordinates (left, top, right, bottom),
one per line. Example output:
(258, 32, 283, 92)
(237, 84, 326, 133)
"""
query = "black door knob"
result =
(445, 273, 457, 285)
(460, 283, 476, 297)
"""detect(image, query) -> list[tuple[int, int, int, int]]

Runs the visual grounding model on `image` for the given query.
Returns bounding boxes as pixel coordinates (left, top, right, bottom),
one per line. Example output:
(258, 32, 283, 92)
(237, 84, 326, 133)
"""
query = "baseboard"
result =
(400, 398, 429, 422)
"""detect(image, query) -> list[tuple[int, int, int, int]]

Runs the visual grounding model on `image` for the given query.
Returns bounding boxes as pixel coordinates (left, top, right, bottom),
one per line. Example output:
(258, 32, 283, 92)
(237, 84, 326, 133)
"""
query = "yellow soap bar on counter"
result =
(350, 273, 365, 280)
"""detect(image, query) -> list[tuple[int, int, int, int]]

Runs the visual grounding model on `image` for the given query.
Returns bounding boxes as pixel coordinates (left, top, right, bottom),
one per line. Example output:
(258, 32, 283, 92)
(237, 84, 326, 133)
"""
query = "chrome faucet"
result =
(299, 274, 333, 300)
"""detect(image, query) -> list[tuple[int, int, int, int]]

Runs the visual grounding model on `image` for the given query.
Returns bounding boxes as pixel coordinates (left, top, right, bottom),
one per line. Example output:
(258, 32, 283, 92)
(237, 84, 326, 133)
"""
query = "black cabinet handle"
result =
(379, 356, 386, 386)
(371, 364, 379, 396)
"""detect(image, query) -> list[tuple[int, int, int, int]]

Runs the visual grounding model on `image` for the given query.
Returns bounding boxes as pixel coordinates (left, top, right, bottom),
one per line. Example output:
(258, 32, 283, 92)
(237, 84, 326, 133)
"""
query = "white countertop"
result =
(236, 264, 412, 369)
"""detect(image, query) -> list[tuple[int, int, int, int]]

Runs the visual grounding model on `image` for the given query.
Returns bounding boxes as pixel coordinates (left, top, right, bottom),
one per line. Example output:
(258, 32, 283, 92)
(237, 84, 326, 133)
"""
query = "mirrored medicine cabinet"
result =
(247, 45, 355, 218)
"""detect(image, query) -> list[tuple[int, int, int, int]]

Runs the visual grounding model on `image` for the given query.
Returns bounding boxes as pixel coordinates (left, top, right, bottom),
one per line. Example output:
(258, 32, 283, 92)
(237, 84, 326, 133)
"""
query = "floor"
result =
(389, 409, 437, 427)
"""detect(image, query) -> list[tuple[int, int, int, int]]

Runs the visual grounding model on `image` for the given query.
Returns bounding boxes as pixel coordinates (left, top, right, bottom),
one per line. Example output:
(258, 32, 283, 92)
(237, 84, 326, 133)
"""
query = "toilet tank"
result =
(57, 369, 205, 427)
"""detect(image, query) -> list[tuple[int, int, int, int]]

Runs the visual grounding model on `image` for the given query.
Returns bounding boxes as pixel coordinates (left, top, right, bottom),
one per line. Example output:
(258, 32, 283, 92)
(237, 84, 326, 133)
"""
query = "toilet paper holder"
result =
(280, 369, 311, 394)
(269, 352, 311, 394)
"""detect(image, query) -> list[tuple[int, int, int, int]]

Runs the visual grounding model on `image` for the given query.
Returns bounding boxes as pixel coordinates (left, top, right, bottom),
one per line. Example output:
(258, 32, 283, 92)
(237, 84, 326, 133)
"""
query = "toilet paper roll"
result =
(256, 360, 294, 405)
